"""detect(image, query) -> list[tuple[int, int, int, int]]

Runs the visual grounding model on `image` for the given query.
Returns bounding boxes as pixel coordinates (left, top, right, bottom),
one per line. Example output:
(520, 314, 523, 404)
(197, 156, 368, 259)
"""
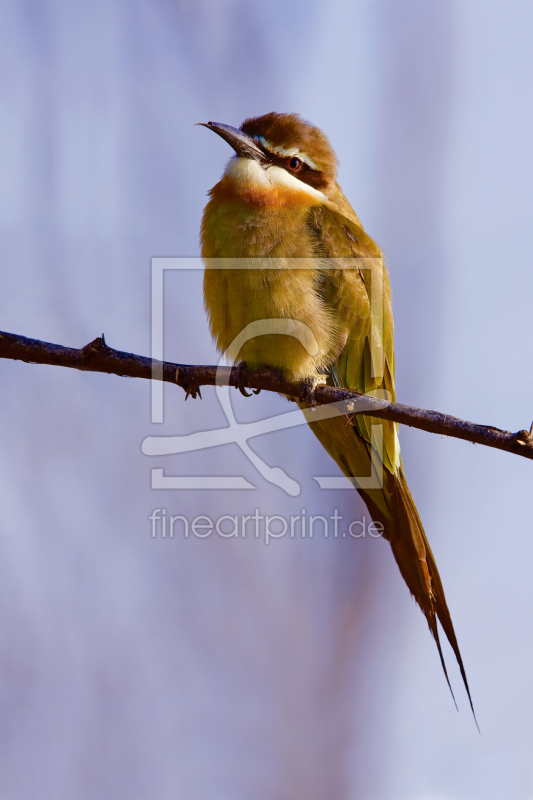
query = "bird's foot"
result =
(299, 374, 327, 406)
(181, 369, 202, 401)
(234, 361, 261, 397)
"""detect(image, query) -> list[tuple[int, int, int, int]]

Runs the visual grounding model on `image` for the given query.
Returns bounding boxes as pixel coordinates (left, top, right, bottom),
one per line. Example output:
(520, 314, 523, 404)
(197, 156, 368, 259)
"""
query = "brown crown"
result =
(240, 113, 338, 178)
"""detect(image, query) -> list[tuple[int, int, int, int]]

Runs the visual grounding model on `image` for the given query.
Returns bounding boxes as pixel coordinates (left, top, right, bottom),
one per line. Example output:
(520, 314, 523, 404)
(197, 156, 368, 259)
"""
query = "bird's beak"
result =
(196, 121, 268, 163)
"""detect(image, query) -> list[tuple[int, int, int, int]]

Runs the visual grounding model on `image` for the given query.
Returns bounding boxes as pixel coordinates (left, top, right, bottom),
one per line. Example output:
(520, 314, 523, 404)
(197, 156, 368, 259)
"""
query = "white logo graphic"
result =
(142, 258, 390, 496)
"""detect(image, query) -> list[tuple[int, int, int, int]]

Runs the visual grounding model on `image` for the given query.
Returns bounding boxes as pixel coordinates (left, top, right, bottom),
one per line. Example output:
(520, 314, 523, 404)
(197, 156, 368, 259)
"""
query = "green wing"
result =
(303, 199, 476, 720)
(307, 202, 400, 477)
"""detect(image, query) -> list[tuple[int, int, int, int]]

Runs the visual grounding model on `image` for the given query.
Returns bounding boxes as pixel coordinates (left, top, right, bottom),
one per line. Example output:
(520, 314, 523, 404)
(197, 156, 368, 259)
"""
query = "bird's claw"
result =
(175, 368, 202, 400)
(234, 361, 261, 397)
(183, 382, 202, 400)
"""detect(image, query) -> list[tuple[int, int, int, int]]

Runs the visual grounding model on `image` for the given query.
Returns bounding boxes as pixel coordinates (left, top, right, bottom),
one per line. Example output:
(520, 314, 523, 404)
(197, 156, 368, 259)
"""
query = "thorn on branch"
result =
(515, 426, 533, 446)
(81, 335, 109, 359)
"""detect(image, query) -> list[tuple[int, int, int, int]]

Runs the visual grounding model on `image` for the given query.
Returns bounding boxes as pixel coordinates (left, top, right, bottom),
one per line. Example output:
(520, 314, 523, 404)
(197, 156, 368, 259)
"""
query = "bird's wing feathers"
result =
(305, 199, 476, 721)
(307, 201, 400, 473)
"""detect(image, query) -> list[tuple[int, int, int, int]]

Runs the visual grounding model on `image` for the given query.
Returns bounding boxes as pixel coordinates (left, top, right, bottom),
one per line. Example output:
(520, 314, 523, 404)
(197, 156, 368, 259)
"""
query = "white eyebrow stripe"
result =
(254, 136, 319, 171)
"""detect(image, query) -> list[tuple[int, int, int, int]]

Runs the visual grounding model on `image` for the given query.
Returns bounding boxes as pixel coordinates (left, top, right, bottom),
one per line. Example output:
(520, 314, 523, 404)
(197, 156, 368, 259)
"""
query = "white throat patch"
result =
(223, 157, 327, 203)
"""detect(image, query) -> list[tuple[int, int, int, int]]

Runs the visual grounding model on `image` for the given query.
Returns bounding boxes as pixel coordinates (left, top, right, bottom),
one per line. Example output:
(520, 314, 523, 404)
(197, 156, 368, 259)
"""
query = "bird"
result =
(199, 112, 474, 718)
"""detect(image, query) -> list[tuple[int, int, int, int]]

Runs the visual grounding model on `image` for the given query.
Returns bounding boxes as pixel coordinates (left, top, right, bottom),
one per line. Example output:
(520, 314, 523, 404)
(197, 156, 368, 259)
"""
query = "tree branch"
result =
(2, 329, 532, 461)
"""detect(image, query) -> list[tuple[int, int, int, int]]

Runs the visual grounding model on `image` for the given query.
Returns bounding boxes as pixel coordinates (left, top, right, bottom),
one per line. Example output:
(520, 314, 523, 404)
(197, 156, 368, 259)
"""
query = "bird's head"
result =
(198, 112, 338, 205)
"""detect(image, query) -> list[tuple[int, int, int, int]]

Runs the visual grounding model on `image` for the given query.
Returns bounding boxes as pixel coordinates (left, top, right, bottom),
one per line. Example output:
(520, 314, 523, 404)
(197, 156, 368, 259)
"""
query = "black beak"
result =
(196, 121, 268, 163)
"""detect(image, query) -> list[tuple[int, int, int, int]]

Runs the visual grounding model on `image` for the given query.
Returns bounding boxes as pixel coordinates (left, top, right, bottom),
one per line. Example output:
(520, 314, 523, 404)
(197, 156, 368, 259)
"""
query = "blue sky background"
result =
(1, 1, 532, 797)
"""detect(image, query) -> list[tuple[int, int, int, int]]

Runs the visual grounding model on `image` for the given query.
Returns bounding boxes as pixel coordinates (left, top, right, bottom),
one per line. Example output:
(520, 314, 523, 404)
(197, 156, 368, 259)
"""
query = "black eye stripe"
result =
(250, 140, 329, 190)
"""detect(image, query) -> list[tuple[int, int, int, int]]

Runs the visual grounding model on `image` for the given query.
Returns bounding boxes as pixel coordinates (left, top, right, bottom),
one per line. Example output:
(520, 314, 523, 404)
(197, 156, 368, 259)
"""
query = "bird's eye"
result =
(287, 157, 302, 171)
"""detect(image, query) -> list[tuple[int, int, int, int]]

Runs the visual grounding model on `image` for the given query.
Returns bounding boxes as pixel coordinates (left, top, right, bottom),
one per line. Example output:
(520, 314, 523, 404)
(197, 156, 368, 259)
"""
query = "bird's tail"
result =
(360, 466, 476, 723)
(305, 411, 476, 722)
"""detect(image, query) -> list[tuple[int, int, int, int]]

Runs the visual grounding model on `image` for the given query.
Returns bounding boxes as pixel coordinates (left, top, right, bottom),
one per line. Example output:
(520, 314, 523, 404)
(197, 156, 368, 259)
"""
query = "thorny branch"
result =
(1, 329, 532, 461)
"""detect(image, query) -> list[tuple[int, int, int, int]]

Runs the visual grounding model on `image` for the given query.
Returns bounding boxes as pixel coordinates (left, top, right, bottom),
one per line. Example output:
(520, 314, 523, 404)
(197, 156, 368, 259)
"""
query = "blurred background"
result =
(1, 0, 532, 797)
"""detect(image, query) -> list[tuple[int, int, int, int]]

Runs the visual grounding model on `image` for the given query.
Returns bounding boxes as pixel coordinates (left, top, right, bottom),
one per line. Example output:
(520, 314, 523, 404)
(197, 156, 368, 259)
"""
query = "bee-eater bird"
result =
(199, 112, 474, 716)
